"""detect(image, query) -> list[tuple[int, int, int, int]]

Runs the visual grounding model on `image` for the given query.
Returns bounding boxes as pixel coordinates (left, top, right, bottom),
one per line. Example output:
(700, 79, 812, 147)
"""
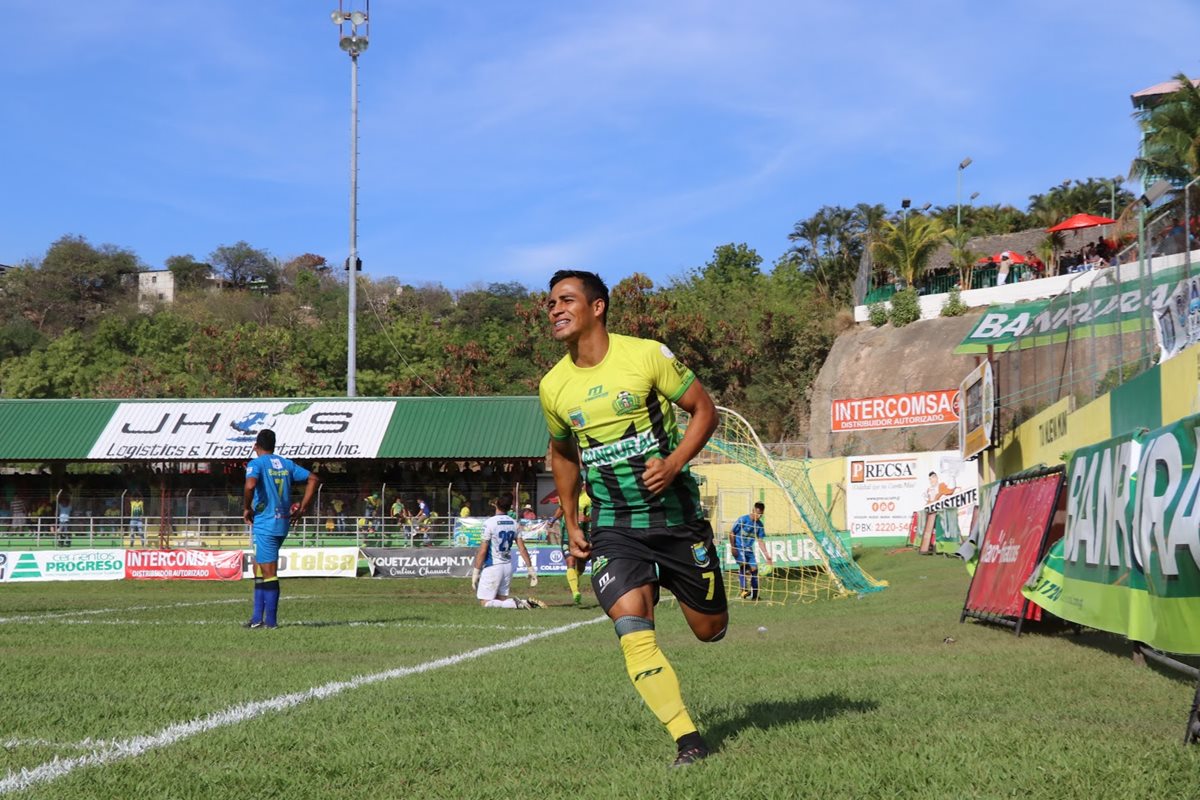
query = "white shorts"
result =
(476, 563, 513, 601)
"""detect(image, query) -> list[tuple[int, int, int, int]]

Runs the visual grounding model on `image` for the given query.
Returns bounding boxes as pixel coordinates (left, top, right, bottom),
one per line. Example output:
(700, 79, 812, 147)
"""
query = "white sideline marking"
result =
(0, 596, 317, 625)
(2, 738, 117, 752)
(0, 615, 607, 795)
(48, 619, 549, 632)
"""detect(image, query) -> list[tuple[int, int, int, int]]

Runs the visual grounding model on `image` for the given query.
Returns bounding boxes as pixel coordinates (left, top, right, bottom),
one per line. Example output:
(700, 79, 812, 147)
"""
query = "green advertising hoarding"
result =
(1022, 412, 1200, 654)
(956, 266, 1183, 354)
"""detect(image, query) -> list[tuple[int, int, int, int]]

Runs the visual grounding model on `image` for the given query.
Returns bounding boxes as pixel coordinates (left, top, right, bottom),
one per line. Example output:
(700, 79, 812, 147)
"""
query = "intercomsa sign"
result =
(831, 390, 959, 432)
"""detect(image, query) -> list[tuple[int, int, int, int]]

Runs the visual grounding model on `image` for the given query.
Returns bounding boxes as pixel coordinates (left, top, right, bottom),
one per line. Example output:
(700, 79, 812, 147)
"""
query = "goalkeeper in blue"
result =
(730, 502, 771, 601)
(242, 429, 319, 629)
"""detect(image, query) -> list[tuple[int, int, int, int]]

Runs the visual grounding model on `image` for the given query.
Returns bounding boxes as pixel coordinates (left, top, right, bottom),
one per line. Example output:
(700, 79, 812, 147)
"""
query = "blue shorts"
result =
(253, 529, 288, 563)
(733, 547, 757, 567)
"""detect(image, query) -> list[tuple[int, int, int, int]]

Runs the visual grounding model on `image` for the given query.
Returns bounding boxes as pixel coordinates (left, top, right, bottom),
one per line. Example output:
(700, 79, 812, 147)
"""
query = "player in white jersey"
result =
(471, 496, 545, 609)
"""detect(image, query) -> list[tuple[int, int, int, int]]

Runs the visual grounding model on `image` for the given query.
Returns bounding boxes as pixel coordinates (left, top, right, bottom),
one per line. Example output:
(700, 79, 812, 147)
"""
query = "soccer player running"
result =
(242, 429, 319, 629)
(471, 496, 542, 609)
(730, 502, 772, 600)
(539, 270, 726, 768)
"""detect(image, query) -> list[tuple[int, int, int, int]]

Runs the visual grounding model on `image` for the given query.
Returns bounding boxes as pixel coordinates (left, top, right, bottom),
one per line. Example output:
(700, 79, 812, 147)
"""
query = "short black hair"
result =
(929, 471, 938, 478)
(255, 429, 276, 452)
(753, 502, 765, 512)
(493, 495, 513, 512)
(549, 269, 609, 325)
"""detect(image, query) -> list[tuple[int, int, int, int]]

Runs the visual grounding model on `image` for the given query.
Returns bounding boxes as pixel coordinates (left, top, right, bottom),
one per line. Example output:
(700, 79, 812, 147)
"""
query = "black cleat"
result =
(671, 743, 709, 768)
(242, 620, 264, 629)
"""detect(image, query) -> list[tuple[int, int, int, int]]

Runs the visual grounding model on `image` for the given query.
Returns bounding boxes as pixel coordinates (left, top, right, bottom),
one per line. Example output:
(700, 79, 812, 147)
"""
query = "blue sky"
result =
(4, 1, 1199, 291)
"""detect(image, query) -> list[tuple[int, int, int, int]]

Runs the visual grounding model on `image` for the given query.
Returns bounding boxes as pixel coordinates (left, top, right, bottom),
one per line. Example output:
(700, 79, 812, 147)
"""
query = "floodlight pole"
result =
(956, 157, 972, 238)
(333, 3, 369, 397)
(347, 46, 359, 397)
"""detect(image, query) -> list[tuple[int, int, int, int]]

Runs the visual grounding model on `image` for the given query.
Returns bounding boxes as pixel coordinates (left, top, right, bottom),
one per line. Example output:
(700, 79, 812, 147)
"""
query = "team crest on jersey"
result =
(691, 542, 711, 567)
(568, 407, 587, 428)
(611, 390, 642, 416)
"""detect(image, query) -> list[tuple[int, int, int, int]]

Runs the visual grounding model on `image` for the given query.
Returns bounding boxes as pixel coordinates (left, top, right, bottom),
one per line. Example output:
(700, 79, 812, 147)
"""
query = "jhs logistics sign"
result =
(86, 400, 396, 461)
(831, 391, 959, 432)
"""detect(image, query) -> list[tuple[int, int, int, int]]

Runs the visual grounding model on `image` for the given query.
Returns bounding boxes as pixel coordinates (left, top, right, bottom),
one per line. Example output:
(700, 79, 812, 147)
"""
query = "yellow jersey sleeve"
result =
(644, 340, 695, 403)
(539, 373, 571, 441)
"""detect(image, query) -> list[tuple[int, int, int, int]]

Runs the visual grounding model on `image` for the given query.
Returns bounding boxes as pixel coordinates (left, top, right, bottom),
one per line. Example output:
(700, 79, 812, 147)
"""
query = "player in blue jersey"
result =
(242, 429, 320, 628)
(730, 502, 771, 601)
(471, 496, 543, 609)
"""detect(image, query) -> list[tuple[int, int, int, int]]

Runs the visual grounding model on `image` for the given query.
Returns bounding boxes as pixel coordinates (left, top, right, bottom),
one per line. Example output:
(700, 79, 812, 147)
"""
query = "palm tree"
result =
(870, 214, 949, 289)
(944, 228, 982, 289)
(1131, 72, 1200, 185)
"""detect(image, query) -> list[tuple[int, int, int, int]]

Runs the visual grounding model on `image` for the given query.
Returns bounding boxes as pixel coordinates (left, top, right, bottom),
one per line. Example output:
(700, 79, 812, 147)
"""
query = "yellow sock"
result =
(619, 629, 697, 740)
(565, 566, 580, 595)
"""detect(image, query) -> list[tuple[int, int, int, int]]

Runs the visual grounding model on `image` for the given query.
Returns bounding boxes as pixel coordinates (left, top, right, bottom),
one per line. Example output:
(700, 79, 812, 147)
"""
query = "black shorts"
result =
(589, 519, 727, 616)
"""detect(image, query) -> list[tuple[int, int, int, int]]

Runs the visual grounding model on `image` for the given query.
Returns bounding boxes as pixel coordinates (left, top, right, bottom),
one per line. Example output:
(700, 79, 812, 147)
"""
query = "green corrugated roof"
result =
(378, 396, 547, 458)
(0, 399, 120, 460)
(0, 397, 548, 461)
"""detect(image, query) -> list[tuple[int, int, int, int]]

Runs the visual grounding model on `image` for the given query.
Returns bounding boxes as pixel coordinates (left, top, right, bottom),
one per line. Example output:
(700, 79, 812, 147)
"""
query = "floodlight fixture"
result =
(901, 198, 911, 209)
(1141, 179, 1172, 207)
(958, 157, 972, 170)
(970, 191, 980, 201)
(331, 10, 345, 23)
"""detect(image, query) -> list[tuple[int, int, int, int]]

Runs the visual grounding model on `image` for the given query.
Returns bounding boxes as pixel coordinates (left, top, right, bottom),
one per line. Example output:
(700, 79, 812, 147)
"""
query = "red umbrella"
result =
(1046, 213, 1117, 232)
(976, 250, 1028, 265)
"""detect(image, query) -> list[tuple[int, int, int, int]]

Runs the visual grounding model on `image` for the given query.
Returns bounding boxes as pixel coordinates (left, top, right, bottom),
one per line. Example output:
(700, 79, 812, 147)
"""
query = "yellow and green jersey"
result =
(539, 333, 704, 529)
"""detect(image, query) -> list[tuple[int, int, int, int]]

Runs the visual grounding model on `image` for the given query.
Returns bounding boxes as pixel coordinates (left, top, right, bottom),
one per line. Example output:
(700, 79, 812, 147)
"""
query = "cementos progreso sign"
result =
(831, 390, 959, 432)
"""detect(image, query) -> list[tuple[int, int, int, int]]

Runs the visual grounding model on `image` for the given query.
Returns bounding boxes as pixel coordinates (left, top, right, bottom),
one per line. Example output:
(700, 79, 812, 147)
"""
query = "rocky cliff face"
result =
(807, 312, 985, 457)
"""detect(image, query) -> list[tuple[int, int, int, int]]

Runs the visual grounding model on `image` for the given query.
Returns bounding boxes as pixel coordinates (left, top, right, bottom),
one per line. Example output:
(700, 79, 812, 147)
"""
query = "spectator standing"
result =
(129, 493, 146, 547)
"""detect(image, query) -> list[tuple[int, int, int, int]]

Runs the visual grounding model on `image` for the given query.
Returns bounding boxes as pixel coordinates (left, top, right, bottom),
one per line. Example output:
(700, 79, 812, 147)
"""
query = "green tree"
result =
(209, 241, 278, 290)
(1132, 72, 1200, 186)
(165, 254, 213, 291)
(870, 214, 948, 288)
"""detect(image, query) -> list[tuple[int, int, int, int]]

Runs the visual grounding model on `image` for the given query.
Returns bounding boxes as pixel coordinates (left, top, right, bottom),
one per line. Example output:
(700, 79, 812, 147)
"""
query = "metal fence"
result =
(996, 209, 1194, 433)
(0, 481, 556, 551)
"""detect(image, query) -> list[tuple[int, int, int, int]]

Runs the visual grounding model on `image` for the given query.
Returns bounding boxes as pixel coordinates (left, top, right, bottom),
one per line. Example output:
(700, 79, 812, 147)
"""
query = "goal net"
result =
(688, 406, 887, 604)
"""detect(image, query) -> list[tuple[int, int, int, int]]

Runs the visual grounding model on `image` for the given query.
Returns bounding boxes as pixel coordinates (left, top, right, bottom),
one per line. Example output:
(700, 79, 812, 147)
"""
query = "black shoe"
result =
(242, 620, 263, 629)
(671, 743, 709, 768)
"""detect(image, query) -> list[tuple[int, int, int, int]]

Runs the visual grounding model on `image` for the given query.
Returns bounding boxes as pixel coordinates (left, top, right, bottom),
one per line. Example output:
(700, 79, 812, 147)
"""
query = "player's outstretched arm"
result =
(642, 380, 717, 495)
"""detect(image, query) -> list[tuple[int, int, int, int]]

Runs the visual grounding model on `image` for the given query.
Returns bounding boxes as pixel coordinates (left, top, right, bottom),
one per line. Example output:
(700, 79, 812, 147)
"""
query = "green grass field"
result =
(2, 550, 1198, 799)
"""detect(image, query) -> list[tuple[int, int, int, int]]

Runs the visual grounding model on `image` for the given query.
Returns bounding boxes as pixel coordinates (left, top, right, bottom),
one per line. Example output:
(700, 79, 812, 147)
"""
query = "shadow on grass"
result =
(704, 694, 879, 752)
(1015, 623, 1200, 686)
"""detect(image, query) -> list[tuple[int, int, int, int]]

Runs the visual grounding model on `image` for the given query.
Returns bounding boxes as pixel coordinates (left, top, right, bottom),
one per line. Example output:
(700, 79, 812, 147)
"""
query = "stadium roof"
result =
(0, 397, 548, 462)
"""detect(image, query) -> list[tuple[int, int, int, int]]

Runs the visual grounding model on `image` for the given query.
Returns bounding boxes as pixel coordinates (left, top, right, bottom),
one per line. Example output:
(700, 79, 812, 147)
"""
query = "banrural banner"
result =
(716, 534, 850, 569)
(831, 390, 959, 432)
(452, 517, 553, 547)
(86, 400, 397, 461)
(0, 549, 125, 582)
(846, 451, 978, 543)
(1022, 413, 1200, 654)
(1153, 275, 1200, 362)
(241, 547, 359, 579)
(125, 549, 243, 580)
(956, 266, 1182, 354)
